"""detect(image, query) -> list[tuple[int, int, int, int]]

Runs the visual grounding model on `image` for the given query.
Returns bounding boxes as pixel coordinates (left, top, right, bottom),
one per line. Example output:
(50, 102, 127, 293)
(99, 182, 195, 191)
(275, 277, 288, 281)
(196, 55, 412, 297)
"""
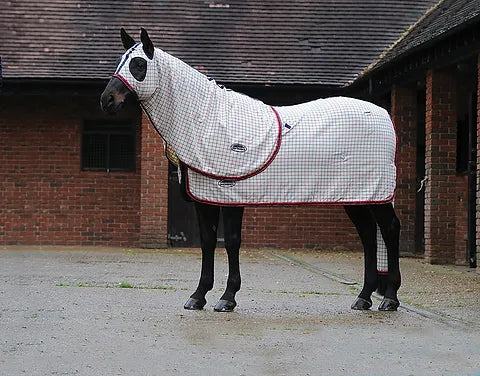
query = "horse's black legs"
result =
(184, 203, 244, 312)
(345, 203, 401, 311)
(344, 205, 378, 310)
(184, 202, 220, 310)
(370, 203, 401, 311)
(214, 206, 245, 312)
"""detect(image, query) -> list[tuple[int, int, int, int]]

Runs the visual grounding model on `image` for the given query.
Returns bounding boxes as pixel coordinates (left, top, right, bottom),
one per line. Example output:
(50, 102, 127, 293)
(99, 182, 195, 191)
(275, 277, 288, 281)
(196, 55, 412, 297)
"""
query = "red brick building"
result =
(1, 0, 479, 267)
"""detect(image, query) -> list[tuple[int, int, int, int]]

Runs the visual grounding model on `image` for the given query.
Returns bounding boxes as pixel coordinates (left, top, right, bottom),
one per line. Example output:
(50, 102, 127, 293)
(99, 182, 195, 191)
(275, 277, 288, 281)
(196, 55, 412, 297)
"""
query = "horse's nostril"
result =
(101, 92, 111, 111)
(100, 92, 119, 114)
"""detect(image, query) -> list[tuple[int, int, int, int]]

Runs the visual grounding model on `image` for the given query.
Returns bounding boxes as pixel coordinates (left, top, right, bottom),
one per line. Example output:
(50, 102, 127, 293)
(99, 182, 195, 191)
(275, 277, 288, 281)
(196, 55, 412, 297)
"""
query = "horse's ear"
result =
(140, 28, 154, 60)
(120, 28, 136, 50)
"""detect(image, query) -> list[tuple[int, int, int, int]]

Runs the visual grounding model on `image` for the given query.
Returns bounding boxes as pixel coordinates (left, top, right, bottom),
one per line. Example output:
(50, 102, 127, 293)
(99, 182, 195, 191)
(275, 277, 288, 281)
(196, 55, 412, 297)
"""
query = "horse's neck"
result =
(141, 49, 214, 152)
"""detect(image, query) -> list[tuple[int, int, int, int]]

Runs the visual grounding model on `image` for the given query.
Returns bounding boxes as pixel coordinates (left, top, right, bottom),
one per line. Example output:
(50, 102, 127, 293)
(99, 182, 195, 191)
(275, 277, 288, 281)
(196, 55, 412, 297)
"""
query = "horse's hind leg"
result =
(344, 205, 378, 310)
(214, 206, 244, 312)
(370, 203, 401, 311)
(184, 202, 220, 310)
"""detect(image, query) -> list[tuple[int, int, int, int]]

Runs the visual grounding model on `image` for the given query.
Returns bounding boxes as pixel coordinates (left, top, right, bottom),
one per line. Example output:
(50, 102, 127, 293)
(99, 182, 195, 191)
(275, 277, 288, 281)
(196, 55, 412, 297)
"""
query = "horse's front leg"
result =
(344, 205, 378, 310)
(184, 202, 220, 310)
(214, 206, 244, 312)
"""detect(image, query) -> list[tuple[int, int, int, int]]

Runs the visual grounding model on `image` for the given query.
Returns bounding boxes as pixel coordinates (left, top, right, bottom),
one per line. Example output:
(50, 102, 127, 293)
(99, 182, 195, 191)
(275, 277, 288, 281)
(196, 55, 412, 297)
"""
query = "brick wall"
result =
(424, 69, 458, 264)
(139, 112, 169, 248)
(3, 79, 475, 258)
(242, 206, 361, 250)
(390, 85, 417, 253)
(0, 94, 142, 246)
(1, 92, 361, 251)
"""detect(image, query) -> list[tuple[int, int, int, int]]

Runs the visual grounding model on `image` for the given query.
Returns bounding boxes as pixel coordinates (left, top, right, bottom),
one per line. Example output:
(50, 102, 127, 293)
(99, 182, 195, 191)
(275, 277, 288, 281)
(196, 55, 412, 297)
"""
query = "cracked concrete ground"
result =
(1, 247, 479, 376)
(291, 250, 480, 326)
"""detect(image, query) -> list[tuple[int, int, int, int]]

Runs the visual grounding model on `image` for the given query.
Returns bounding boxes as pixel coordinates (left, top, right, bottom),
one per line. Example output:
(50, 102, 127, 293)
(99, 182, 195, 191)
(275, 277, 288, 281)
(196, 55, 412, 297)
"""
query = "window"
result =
(82, 120, 136, 172)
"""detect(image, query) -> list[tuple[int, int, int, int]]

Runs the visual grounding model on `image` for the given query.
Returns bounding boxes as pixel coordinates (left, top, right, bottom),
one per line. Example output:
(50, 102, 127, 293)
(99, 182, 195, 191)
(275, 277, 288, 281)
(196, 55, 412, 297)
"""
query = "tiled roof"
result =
(1, 0, 439, 86)
(365, 0, 480, 74)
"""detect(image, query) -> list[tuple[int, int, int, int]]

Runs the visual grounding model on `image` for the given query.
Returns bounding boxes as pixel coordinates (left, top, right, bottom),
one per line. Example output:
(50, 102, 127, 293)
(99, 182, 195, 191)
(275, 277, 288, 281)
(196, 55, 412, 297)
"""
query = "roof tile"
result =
(1, 0, 439, 85)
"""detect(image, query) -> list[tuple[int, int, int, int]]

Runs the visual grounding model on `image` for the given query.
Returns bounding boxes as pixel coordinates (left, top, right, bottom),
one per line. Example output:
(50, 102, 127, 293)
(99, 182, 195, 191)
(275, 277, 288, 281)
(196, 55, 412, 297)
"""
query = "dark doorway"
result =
(167, 163, 224, 247)
(456, 59, 477, 267)
(467, 90, 477, 268)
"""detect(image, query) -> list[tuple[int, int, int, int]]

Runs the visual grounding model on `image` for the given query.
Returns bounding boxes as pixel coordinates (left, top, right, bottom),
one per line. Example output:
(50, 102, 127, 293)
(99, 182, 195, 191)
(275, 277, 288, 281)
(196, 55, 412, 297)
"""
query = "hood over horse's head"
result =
(100, 28, 158, 114)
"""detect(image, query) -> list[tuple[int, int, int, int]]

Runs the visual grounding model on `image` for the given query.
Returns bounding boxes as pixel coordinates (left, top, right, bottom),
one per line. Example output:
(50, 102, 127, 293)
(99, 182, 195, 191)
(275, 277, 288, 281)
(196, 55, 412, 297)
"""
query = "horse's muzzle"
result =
(100, 92, 117, 114)
(100, 76, 137, 114)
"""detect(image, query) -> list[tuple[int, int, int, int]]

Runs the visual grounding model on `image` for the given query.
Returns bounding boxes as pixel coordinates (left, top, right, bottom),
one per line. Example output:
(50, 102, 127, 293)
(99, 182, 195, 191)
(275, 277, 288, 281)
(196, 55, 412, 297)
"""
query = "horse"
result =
(100, 28, 401, 312)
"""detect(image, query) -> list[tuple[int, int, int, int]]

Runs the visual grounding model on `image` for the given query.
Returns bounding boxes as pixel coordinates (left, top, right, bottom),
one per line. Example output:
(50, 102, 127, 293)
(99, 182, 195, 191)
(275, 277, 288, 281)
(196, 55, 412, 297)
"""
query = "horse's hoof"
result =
(214, 299, 236, 312)
(378, 297, 400, 311)
(184, 297, 206, 310)
(351, 297, 372, 310)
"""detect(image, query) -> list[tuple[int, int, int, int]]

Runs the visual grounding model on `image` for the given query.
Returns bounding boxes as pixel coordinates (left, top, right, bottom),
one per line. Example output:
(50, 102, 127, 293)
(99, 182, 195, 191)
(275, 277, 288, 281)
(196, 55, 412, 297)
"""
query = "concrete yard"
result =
(1, 247, 479, 376)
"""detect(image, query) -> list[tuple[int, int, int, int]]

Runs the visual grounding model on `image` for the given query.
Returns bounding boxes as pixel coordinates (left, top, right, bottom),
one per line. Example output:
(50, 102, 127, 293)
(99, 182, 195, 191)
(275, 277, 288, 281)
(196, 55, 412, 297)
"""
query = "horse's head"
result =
(101, 28, 158, 114)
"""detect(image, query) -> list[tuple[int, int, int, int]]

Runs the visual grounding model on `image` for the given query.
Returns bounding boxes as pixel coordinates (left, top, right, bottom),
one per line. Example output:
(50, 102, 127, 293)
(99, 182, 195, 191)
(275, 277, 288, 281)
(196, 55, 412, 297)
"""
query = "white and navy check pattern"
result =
(187, 97, 396, 206)
(115, 46, 396, 206)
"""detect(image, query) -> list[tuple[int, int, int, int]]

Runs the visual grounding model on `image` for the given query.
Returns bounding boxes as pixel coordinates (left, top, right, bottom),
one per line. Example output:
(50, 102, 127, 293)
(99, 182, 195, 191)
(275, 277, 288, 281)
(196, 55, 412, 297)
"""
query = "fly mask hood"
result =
(110, 28, 281, 180)
(114, 28, 158, 101)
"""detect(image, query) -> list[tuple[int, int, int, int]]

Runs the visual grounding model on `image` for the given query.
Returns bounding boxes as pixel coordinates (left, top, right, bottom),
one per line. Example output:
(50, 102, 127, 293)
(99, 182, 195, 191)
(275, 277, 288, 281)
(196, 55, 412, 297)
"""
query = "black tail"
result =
(376, 272, 388, 296)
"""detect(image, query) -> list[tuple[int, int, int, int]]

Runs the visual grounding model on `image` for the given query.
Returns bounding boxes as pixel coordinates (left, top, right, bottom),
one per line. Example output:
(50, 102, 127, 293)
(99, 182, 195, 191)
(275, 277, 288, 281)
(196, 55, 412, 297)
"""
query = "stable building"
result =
(1, 0, 479, 267)
(350, 0, 480, 266)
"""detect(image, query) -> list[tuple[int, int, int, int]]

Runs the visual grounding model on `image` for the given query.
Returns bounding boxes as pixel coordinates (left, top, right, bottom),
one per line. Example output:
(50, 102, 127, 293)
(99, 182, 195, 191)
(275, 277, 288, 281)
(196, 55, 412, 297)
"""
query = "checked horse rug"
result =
(183, 96, 397, 206)
(114, 43, 397, 206)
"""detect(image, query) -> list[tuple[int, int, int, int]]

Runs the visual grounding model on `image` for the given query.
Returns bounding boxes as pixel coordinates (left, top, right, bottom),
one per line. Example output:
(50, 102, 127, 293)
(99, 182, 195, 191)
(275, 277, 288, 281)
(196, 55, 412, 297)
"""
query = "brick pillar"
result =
(391, 85, 417, 253)
(139, 112, 169, 248)
(424, 69, 457, 264)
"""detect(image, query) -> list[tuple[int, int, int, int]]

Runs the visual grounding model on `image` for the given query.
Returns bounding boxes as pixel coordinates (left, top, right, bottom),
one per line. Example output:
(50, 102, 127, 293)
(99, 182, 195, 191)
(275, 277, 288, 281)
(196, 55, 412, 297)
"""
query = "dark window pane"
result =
(110, 134, 135, 170)
(82, 134, 108, 169)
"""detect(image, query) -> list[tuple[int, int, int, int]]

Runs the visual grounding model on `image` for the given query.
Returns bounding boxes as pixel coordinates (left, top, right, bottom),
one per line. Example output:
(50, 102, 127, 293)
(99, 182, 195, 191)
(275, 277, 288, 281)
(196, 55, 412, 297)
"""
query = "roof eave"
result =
(356, 6, 480, 85)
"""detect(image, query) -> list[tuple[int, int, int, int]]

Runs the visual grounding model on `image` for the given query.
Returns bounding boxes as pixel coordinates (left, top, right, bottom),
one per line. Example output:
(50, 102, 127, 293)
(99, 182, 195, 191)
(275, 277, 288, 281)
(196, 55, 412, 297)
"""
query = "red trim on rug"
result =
(391, 117, 399, 204)
(184, 166, 396, 207)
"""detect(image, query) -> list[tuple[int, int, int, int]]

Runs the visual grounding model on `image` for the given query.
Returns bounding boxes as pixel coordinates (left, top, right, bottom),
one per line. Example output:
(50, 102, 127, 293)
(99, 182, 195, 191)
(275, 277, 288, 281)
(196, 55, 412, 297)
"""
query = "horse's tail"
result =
(376, 221, 389, 296)
(376, 272, 388, 296)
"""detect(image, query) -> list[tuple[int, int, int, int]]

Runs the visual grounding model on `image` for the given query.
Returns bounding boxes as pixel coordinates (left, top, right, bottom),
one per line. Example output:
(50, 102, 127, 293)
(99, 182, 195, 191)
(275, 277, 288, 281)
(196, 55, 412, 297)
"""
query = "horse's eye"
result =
(129, 57, 147, 81)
